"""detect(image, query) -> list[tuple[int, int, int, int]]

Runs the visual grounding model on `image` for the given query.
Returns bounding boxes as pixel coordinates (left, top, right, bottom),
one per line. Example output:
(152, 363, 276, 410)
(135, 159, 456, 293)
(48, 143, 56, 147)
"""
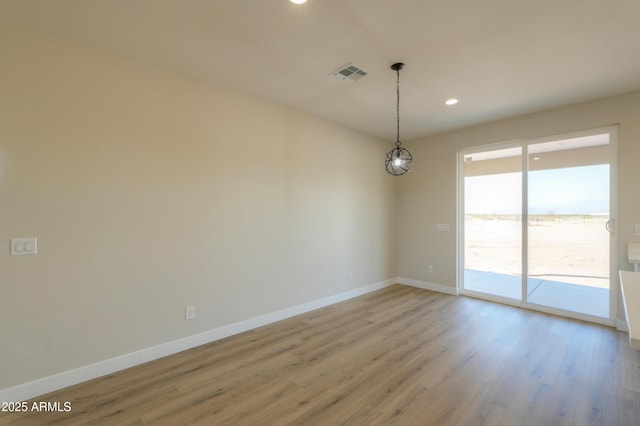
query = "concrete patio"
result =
(463, 269, 609, 318)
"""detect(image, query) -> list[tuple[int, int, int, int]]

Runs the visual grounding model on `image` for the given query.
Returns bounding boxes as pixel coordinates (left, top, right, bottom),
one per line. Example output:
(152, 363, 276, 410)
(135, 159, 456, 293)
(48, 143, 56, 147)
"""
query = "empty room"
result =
(2, 0, 640, 425)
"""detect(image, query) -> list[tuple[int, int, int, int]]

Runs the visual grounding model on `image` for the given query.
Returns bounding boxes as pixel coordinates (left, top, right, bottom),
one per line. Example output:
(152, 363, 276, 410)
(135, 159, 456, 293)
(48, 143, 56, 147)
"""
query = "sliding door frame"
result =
(457, 126, 618, 327)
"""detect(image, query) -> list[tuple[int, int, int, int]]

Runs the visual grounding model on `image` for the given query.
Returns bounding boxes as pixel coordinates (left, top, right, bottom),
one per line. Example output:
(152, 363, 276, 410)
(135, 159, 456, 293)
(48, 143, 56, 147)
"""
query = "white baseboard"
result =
(1, 278, 395, 403)
(617, 319, 629, 332)
(396, 277, 459, 295)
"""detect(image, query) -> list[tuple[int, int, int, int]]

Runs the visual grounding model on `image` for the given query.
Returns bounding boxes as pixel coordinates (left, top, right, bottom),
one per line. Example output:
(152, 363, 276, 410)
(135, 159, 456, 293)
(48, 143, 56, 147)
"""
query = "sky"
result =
(465, 164, 610, 215)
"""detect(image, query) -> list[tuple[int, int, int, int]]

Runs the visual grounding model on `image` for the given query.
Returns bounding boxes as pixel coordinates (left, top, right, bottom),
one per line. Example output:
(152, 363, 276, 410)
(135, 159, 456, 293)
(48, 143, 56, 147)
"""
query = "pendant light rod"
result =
(391, 62, 404, 146)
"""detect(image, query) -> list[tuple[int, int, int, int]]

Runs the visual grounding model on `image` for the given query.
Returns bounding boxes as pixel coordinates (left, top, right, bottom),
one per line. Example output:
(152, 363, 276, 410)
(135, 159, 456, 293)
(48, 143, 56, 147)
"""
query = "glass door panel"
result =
(526, 135, 610, 318)
(463, 147, 522, 300)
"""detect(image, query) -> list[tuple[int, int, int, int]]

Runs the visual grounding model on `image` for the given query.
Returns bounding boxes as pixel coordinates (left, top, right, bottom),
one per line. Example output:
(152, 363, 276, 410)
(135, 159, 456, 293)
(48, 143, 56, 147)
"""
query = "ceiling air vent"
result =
(330, 63, 368, 83)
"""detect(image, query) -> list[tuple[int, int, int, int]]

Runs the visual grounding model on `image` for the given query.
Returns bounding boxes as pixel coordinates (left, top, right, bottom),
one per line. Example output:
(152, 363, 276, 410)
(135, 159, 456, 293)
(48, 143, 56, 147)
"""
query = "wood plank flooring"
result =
(2, 285, 639, 425)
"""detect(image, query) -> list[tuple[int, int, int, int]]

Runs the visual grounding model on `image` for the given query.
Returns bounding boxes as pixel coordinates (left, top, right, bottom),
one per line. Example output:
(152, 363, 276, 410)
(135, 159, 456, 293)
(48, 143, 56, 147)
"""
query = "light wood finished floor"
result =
(2, 285, 639, 425)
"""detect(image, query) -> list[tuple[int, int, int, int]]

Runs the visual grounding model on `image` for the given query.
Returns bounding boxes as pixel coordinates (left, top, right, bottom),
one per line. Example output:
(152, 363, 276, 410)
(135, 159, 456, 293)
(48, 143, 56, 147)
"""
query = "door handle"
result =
(606, 219, 615, 234)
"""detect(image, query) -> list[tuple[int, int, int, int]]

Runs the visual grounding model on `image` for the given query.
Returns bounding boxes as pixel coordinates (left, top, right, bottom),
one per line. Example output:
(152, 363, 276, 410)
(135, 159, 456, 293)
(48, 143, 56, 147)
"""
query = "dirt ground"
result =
(464, 215, 610, 288)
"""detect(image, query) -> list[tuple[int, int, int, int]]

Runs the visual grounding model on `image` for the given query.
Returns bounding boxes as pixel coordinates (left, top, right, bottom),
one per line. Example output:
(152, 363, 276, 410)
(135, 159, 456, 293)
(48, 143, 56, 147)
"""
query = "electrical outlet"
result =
(636, 224, 640, 237)
(349, 271, 353, 281)
(185, 305, 196, 320)
(428, 265, 434, 274)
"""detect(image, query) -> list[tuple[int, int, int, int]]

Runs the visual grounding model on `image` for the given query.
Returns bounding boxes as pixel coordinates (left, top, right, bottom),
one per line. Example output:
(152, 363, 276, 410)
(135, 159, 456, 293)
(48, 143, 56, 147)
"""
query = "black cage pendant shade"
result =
(385, 62, 412, 176)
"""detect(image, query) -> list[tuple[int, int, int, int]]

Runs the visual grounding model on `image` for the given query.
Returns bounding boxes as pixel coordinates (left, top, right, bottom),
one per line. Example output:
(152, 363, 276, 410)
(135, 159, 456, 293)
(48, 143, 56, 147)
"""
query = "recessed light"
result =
(445, 98, 458, 106)
(290, 0, 307, 4)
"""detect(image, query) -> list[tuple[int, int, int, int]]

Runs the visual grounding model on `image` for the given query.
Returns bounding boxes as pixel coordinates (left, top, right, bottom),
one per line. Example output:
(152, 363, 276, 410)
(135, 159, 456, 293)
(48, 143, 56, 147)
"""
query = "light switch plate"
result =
(436, 224, 450, 232)
(11, 238, 37, 256)
(635, 224, 640, 237)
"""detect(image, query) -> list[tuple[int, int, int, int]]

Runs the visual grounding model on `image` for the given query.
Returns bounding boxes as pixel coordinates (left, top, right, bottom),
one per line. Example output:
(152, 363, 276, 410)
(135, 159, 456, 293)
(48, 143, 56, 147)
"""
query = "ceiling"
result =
(3, 0, 640, 141)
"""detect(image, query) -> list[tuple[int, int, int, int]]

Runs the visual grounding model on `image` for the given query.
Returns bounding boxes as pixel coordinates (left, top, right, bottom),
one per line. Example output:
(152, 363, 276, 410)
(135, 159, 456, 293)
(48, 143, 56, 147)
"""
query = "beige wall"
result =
(0, 23, 397, 389)
(397, 90, 640, 315)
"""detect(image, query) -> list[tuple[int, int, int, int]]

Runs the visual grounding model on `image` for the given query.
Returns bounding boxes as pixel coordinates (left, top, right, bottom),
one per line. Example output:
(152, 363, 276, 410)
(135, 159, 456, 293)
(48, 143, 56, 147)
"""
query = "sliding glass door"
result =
(459, 129, 616, 322)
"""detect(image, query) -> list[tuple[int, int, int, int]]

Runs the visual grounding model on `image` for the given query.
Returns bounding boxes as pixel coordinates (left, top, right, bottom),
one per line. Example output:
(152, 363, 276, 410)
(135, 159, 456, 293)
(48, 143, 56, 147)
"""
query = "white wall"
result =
(397, 90, 640, 320)
(0, 22, 397, 390)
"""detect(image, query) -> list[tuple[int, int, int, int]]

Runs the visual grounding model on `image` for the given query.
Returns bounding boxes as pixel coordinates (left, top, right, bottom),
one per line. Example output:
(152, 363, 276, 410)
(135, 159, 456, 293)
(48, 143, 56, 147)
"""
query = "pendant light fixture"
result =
(385, 62, 412, 176)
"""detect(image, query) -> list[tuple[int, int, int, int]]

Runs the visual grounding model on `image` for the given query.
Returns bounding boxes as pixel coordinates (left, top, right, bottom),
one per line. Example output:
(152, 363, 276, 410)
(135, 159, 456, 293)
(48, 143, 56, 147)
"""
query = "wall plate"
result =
(11, 238, 37, 256)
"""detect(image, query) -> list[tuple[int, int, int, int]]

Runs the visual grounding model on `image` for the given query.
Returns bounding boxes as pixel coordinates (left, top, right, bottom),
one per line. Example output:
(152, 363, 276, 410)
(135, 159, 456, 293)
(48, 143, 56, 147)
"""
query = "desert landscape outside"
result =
(465, 214, 609, 289)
